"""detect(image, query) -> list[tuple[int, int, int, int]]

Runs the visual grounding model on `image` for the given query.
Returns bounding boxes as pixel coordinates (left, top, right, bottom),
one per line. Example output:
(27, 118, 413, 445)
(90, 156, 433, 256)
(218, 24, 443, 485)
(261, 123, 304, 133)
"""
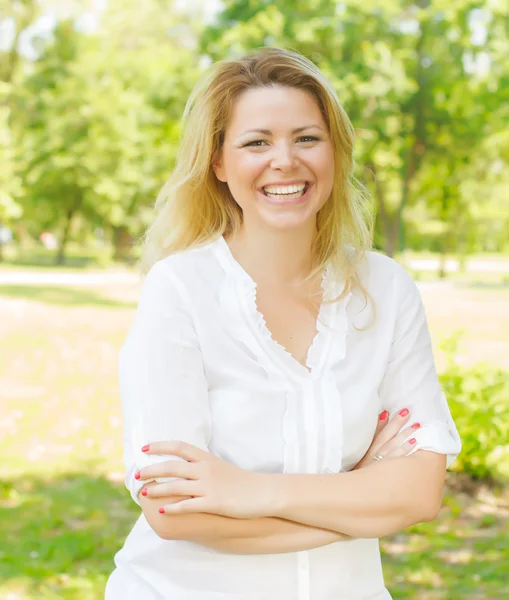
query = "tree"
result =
(201, 0, 509, 257)
(0, 0, 41, 259)
(14, 0, 205, 263)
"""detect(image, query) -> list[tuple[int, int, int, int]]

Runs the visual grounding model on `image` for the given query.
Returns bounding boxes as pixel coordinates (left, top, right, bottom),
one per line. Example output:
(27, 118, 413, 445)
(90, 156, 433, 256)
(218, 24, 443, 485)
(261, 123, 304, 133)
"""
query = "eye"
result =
(243, 135, 320, 148)
(298, 135, 320, 143)
(244, 140, 267, 147)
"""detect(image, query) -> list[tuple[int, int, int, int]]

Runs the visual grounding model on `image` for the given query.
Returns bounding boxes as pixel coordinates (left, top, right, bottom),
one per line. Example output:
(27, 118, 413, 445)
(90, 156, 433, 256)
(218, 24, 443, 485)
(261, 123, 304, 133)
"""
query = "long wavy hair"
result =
(140, 46, 373, 303)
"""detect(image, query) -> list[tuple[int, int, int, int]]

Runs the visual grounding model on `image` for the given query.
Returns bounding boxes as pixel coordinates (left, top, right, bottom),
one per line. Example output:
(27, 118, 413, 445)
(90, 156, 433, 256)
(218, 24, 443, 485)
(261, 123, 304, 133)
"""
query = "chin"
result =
(259, 213, 317, 232)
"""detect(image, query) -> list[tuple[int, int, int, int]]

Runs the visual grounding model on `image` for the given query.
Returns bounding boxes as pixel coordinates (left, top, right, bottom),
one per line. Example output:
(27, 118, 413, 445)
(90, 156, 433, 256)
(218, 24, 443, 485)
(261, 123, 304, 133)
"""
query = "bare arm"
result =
(140, 484, 350, 553)
(264, 451, 446, 538)
(138, 410, 422, 548)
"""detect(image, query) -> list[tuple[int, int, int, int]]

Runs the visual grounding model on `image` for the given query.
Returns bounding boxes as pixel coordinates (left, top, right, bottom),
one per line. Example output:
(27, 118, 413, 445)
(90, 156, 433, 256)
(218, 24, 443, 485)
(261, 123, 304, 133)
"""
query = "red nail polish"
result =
(379, 410, 389, 420)
(409, 438, 416, 445)
(159, 507, 165, 514)
(399, 408, 409, 417)
(141, 488, 147, 496)
(134, 471, 141, 480)
(411, 423, 421, 429)
(141, 444, 150, 453)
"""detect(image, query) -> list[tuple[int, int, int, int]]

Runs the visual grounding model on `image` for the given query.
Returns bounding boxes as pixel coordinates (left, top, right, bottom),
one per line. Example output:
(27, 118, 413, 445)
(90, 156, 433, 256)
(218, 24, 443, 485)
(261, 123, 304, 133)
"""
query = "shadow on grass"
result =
(0, 471, 138, 600)
(2, 249, 121, 269)
(0, 285, 137, 309)
(381, 486, 509, 599)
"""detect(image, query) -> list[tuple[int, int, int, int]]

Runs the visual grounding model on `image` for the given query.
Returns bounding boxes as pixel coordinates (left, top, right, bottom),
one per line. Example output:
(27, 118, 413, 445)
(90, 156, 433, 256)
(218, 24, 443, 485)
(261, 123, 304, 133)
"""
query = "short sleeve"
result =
(379, 265, 461, 468)
(118, 260, 211, 505)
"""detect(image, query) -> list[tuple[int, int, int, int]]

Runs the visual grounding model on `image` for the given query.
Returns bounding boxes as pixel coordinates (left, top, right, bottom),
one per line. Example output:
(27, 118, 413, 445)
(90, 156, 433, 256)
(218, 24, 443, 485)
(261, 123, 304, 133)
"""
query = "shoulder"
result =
(144, 238, 225, 303)
(352, 251, 424, 326)
(157, 239, 220, 274)
(357, 251, 418, 297)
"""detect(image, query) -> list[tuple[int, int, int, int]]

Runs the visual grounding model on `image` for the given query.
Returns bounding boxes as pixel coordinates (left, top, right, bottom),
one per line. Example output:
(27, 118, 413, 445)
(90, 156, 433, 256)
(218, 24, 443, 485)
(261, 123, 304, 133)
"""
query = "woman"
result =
(106, 47, 461, 599)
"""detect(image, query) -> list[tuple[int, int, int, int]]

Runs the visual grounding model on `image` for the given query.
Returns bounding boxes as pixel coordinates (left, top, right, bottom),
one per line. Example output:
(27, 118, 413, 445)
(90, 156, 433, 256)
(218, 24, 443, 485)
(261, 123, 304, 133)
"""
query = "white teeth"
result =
(263, 183, 306, 195)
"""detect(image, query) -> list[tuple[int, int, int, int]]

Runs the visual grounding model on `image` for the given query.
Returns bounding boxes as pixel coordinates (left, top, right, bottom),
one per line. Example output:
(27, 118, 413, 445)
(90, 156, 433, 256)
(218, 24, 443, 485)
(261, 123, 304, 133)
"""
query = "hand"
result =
(136, 441, 270, 519)
(353, 408, 420, 470)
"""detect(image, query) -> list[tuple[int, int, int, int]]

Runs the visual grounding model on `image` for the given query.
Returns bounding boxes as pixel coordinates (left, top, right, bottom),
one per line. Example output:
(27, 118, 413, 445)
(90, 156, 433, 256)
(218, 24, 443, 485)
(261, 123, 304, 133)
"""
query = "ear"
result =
(212, 150, 227, 183)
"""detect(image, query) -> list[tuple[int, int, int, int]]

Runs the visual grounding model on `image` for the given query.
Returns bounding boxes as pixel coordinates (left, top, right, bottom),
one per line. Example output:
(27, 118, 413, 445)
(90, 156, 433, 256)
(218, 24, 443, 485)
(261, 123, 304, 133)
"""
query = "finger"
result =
(378, 422, 421, 456)
(159, 497, 207, 515)
(382, 435, 418, 459)
(373, 408, 412, 448)
(142, 440, 210, 462)
(374, 410, 389, 437)
(142, 480, 200, 499)
(136, 460, 196, 481)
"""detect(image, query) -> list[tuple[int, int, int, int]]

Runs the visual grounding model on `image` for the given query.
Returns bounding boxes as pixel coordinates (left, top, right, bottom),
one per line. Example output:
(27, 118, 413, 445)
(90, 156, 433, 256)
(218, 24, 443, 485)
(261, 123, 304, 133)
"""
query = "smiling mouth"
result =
(260, 182, 310, 200)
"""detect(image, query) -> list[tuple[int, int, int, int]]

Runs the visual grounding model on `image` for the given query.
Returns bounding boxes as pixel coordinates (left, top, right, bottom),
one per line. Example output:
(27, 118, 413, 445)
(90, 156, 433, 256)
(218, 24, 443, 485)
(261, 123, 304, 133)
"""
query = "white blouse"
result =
(106, 236, 461, 600)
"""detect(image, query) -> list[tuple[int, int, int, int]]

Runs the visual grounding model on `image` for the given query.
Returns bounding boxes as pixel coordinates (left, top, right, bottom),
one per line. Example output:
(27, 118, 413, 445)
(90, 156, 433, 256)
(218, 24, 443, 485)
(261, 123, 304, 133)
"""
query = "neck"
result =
(226, 224, 316, 286)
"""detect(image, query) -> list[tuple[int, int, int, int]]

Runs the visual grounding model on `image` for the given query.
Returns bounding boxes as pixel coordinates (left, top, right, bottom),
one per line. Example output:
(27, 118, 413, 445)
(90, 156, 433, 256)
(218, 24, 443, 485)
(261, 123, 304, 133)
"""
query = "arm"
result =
(118, 261, 213, 507)
(120, 262, 349, 551)
(138, 408, 416, 547)
(263, 450, 446, 538)
(140, 484, 350, 553)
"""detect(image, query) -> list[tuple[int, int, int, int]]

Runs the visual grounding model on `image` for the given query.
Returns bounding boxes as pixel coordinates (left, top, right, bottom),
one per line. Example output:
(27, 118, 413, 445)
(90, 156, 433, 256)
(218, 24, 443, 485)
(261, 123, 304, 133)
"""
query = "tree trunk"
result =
(366, 161, 398, 257)
(385, 219, 399, 258)
(56, 205, 76, 266)
(113, 226, 134, 261)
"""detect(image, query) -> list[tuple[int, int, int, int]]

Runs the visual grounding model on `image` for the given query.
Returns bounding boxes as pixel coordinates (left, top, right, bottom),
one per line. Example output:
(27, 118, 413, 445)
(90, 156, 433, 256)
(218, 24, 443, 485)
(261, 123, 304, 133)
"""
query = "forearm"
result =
(140, 486, 350, 552)
(264, 453, 446, 538)
(193, 516, 350, 554)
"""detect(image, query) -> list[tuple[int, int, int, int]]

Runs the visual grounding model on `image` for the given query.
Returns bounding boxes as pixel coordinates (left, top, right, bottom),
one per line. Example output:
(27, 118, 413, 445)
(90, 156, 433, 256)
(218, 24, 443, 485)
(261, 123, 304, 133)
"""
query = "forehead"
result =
(226, 86, 325, 134)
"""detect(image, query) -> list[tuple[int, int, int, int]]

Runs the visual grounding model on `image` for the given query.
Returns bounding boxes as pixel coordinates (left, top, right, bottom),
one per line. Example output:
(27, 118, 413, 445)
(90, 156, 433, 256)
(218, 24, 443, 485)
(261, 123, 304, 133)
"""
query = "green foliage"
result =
(1, 0, 509, 263)
(439, 332, 509, 480)
(203, 0, 509, 257)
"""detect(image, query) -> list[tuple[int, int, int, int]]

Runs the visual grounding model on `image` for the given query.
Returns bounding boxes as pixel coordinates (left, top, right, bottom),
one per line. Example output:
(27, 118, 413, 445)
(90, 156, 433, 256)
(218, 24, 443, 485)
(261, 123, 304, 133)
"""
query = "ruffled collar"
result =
(213, 235, 351, 379)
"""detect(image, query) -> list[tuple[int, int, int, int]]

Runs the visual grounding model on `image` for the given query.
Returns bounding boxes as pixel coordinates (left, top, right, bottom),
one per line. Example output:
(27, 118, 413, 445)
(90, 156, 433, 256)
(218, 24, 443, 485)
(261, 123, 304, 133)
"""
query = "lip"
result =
(259, 179, 309, 189)
(258, 182, 312, 206)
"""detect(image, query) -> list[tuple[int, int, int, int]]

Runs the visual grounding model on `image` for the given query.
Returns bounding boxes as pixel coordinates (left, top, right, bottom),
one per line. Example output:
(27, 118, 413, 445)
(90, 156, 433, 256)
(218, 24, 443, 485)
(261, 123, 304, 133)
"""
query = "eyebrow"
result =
(237, 125, 325, 138)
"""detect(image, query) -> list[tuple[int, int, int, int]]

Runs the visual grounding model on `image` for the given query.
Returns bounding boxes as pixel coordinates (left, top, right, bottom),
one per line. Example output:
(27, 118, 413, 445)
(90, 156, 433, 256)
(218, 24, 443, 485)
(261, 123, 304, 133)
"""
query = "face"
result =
(212, 86, 335, 234)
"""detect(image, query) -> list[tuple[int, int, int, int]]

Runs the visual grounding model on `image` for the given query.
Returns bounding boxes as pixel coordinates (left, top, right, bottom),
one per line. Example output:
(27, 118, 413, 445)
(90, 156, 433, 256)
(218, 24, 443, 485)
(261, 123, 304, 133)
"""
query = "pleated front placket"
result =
(296, 376, 322, 600)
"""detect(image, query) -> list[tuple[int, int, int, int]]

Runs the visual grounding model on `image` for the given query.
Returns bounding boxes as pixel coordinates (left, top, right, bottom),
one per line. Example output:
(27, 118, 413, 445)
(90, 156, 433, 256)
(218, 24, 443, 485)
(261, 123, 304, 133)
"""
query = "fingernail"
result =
(379, 410, 389, 420)
(134, 471, 141, 480)
(141, 488, 147, 496)
(399, 408, 409, 417)
(409, 438, 416, 445)
(141, 444, 150, 452)
(411, 423, 421, 429)
(159, 507, 165, 514)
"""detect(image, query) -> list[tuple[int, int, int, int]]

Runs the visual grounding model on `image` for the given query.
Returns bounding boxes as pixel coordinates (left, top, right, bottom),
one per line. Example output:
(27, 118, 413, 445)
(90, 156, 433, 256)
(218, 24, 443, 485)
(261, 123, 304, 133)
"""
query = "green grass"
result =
(1, 245, 117, 269)
(381, 482, 509, 599)
(1, 271, 508, 599)
(0, 474, 135, 600)
(0, 284, 137, 309)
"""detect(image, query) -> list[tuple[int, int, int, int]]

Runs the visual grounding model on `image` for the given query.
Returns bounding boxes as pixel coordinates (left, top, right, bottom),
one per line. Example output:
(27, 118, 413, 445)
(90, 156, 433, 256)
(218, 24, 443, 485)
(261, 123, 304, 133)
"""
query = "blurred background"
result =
(0, 1, 508, 598)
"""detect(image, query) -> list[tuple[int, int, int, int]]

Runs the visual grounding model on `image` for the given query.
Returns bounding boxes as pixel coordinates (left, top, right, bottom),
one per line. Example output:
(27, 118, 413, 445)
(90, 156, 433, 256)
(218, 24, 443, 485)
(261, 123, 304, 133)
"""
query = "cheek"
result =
(224, 151, 266, 183)
(315, 149, 334, 187)
(237, 154, 267, 183)
(223, 155, 266, 208)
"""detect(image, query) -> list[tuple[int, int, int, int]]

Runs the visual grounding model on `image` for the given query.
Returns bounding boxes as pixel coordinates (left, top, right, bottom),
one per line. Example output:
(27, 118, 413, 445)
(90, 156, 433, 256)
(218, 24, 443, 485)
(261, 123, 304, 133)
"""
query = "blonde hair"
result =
(140, 47, 373, 303)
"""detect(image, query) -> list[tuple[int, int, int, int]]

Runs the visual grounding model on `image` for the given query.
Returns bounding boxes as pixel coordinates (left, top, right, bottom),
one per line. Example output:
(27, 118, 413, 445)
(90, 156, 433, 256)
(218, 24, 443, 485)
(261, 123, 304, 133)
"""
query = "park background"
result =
(0, 0, 508, 598)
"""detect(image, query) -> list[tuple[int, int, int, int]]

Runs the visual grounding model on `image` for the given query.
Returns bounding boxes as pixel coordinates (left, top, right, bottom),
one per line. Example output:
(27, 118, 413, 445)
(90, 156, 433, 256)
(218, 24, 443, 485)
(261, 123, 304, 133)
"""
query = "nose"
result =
(270, 142, 298, 171)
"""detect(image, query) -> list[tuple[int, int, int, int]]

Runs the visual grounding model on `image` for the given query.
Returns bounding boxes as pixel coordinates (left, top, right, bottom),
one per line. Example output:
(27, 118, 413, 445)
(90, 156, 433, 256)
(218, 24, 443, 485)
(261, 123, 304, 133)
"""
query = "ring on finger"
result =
(372, 454, 384, 462)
